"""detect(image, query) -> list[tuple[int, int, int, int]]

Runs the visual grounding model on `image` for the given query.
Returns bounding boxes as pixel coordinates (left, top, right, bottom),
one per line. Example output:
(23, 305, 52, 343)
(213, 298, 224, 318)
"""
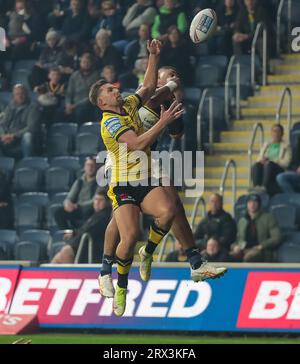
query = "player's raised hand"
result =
(147, 39, 162, 56)
(160, 101, 184, 125)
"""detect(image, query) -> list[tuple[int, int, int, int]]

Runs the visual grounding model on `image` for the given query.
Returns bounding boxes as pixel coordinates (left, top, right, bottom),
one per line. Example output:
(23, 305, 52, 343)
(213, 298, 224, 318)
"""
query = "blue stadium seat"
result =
(18, 192, 49, 207)
(79, 122, 100, 134)
(14, 241, 47, 262)
(197, 56, 228, 79)
(278, 242, 300, 263)
(11, 70, 30, 89)
(76, 132, 101, 157)
(47, 133, 73, 157)
(229, 64, 251, 86)
(14, 203, 42, 233)
(45, 167, 74, 195)
(270, 193, 300, 224)
(270, 204, 297, 231)
(49, 241, 65, 260)
(16, 157, 49, 171)
(20, 229, 50, 258)
(0, 157, 15, 180)
(0, 229, 18, 244)
(50, 156, 81, 171)
(0, 92, 12, 106)
(195, 64, 221, 88)
(13, 168, 42, 193)
(52, 230, 66, 243)
(201, 96, 225, 130)
(183, 88, 202, 106)
(0, 241, 12, 259)
(112, 40, 129, 54)
(50, 193, 68, 204)
(49, 123, 78, 136)
(47, 203, 61, 233)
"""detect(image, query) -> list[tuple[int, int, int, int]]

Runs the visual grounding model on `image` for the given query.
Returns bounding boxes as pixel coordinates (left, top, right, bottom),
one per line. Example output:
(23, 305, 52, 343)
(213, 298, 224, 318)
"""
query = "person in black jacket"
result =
(0, 169, 13, 229)
(51, 189, 112, 264)
(194, 193, 237, 251)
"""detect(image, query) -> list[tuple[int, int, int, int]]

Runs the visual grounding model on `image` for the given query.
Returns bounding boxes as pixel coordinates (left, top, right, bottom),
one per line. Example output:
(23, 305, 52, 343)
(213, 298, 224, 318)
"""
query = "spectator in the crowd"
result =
(252, 124, 292, 195)
(101, 65, 121, 89)
(209, 0, 239, 56)
(122, 0, 157, 39)
(64, 52, 99, 124)
(93, 29, 123, 72)
(29, 29, 62, 89)
(6, 0, 44, 62)
(151, 0, 187, 40)
(159, 25, 192, 83)
(48, 0, 71, 30)
(51, 189, 112, 264)
(201, 236, 232, 262)
(194, 193, 237, 251)
(125, 23, 151, 70)
(232, 0, 270, 55)
(0, 84, 41, 159)
(277, 166, 300, 193)
(56, 39, 80, 83)
(92, 0, 124, 42)
(35, 68, 65, 126)
(230, 193, 281, 262)
(54, 157, 98, 230)
(119, 56, 148, 90)
(0, 168, 13, 229)
(165, 240, 188, 263)
(61, 0, 92, 43)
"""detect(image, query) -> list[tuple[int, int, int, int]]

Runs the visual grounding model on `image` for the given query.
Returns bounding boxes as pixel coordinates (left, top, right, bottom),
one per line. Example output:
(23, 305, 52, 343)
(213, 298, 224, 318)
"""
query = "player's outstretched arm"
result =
(137, 39, 162, 105)
(118, 101, 184, 151)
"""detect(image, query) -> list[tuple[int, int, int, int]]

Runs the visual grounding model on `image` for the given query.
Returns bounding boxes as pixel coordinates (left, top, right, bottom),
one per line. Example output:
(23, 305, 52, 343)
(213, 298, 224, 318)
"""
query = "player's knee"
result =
(121, 230, 139, 249)
(159, 203, 176, 224)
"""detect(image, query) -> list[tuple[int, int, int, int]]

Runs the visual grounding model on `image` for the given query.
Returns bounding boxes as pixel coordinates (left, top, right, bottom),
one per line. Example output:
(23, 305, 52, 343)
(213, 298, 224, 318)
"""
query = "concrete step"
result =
(274, 64, 300, 75)
(267, 74, 300, 84)
(247, 95, 300, 107)
(241, 107, 300, 118)
(232, 119, 298, 130)
(220, 130, 254, 143)
(212, 142, 260, 153)
(205, 154, 258, 167)
(282, 54, 300, 64)
(259, 85, 300, 96)
(203, 166, 249, 178)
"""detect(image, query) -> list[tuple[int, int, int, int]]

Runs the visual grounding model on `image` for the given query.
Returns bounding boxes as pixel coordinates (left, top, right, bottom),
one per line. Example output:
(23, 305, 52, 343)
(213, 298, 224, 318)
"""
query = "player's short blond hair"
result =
(89, 79, 108, 106)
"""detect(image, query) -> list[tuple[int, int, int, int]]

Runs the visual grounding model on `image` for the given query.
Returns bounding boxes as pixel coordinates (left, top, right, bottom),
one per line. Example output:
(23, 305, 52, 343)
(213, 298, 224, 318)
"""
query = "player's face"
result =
(157, 69, 176, 88)
(99, 83, 123, 108)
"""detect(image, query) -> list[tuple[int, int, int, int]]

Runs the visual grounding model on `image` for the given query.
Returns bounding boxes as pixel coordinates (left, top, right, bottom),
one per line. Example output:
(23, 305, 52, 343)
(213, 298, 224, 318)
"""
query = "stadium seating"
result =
(14, 241, 44, 262)
(79, 122, 100, 135)
(278, 241, 300, 263)
(270, 193, 300, 224)
(183, 88, 202, 106)
(49, 123, 78, 137)
(197, 56, 228, 79)
(17, 157, 49, 171)
(45, 167, 74, 195)
(50, 156, 81, 171)
(195, 64, 221, 88)
(0, 241, 12, 259)
(270, 204, 297, 231)
(0, 157, 15, 180)
(234, 193, 270, 221)
(47, 133, 73, 157)
(76, 133, 101, 157)
(18, 192, 50, 207)
(0, 229, 18, 260)
(14, 203, 42, 233)
(47, 203, 62, 234)
(52, 230, 66, 243)
(13, 168, 42, 193)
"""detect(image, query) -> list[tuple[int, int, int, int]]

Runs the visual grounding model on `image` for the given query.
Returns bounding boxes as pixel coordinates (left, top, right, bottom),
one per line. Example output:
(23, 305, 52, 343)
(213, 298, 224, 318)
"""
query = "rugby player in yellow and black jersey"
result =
(89, 39, 184, 316)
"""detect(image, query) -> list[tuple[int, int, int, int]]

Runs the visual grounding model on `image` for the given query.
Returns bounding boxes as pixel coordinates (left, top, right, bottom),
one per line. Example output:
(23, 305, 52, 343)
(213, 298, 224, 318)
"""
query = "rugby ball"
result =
(189, 8, 217, 44)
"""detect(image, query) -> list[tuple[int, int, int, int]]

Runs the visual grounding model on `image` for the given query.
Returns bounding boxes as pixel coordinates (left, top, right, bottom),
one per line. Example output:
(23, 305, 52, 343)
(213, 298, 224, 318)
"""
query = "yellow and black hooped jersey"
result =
(101, 94, 151, 184)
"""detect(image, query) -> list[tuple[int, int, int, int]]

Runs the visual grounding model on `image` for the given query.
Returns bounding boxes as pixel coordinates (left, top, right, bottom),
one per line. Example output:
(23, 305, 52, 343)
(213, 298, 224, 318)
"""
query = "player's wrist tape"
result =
(166, 80, 178, 92)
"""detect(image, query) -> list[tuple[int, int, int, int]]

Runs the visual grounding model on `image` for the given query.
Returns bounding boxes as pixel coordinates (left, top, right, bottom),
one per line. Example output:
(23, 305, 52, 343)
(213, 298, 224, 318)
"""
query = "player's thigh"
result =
(141, 186, 176, 219)
(113, 204, 140, 245)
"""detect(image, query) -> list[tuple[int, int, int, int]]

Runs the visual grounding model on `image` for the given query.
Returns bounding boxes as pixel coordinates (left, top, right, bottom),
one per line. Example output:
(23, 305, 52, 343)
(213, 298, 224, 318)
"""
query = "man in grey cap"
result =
(231, 193, 281, 262)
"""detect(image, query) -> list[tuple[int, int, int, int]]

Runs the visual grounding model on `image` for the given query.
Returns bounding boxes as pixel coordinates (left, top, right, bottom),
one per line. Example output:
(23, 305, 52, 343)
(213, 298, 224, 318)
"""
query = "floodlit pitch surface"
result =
(0, 334, 300, 344)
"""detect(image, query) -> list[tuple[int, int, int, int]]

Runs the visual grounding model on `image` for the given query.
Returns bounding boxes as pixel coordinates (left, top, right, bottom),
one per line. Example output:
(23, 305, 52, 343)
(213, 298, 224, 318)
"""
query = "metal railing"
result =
(157, 232, 175, 262)
(196, 90, 217, 154)
(277, 0, 292, 55)
(276, 87, 292, 143)
(190, 196, 206, 232)
(251, 22, 267, 89)
(74, 233, 93, 264)
(225, 55, 241, 125)
(248, 123, 265, 187)
(219, 160, 237, 218)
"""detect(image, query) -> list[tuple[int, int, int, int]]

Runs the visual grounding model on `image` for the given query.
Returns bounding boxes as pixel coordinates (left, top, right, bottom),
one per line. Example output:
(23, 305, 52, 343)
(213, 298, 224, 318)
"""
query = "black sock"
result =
(101, 254, 115, 276)
(116, 256, 133, 289)
(185, 248, 203, 270)
(145, 222, 169, 255)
